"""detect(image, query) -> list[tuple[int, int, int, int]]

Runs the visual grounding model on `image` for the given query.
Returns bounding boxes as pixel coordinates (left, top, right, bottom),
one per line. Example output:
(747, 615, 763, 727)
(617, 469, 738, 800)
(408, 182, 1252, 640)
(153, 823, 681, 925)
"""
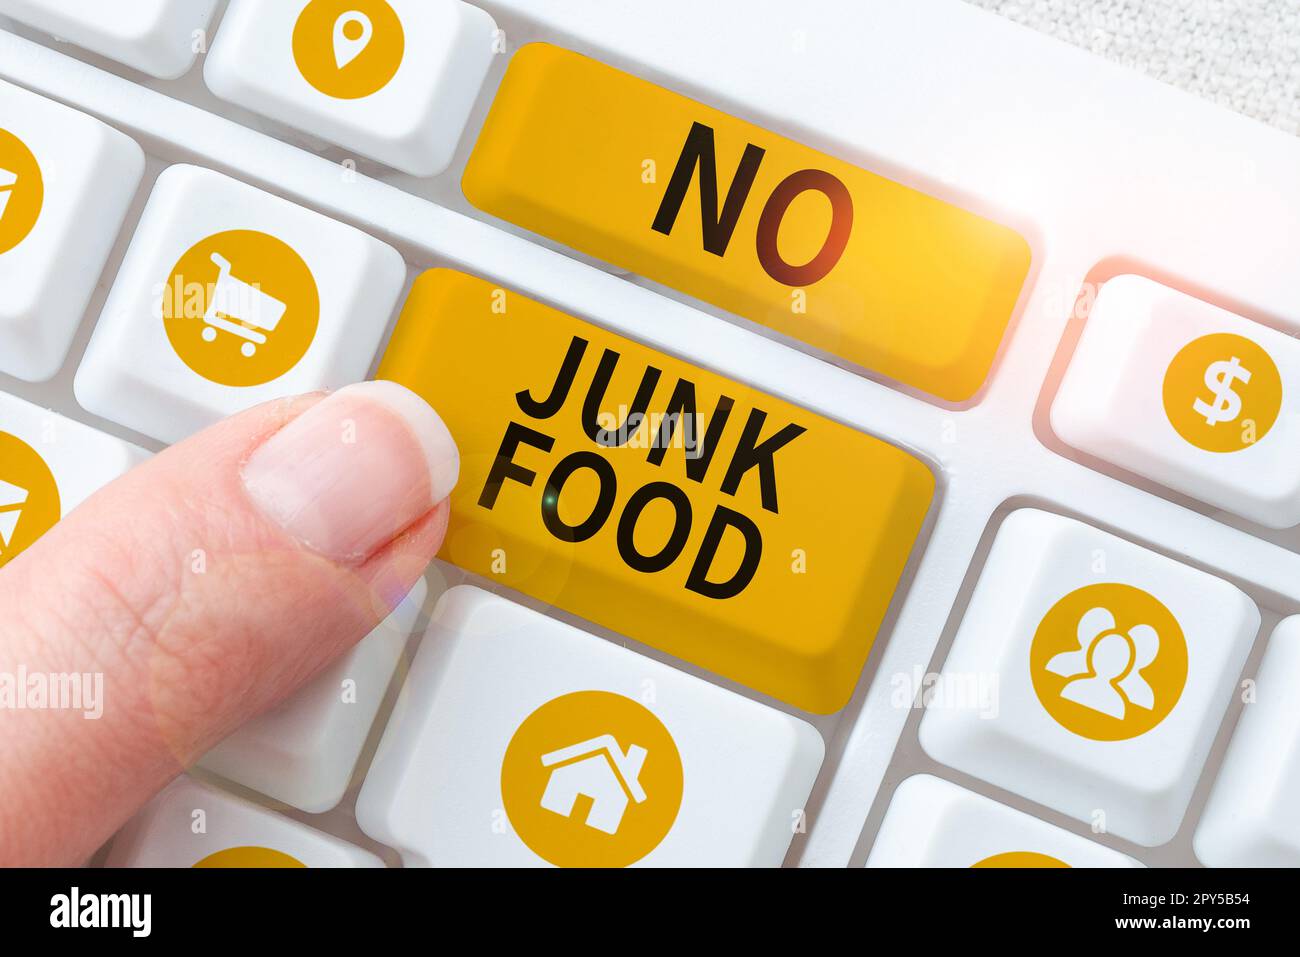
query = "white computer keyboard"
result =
(2, 0, 1300, 869)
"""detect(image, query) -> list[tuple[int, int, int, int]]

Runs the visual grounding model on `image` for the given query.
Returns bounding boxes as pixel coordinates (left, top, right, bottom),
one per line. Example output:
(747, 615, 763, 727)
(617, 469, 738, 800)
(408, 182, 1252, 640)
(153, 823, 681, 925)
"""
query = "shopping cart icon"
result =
(0, 167, 18, 221)
(202, 252, 288, 358)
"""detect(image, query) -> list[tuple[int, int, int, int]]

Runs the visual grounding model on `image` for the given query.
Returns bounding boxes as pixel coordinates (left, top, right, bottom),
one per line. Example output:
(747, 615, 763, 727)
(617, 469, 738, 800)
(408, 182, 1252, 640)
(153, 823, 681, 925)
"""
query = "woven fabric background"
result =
(964, 0, 1300, 135)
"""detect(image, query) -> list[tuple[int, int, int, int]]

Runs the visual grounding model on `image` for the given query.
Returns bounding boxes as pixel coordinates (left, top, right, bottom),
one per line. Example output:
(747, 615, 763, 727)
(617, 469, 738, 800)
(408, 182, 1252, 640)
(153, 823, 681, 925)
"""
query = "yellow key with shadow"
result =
(379, 270, 935, 713)
(463, 43, 1031, 403)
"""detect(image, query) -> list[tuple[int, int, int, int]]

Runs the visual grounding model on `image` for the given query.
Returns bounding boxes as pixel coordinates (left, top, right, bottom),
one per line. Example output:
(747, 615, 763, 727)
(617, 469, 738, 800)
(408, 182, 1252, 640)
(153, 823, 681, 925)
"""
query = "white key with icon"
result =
(1, 390, 148, 568)
(866, 775, 1141, 868)
(205, 0, 498, 177)
(74, 165, 406, 445)
(198, 579, 426, 813)
(0, 80, 145, 382)
(918, 508, 1258, 846)
(1052, 274, 1300, 528)
(105, 777, 385, 867)
(0, 0, 219, 79)
(1194, 616, 1300, 866)
(356, 585, 825, 867)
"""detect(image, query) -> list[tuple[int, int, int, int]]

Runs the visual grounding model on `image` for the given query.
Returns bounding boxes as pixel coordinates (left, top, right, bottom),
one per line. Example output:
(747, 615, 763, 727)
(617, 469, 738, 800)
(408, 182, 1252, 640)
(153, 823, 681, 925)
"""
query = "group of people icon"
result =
(1045, 606, 1159, 720)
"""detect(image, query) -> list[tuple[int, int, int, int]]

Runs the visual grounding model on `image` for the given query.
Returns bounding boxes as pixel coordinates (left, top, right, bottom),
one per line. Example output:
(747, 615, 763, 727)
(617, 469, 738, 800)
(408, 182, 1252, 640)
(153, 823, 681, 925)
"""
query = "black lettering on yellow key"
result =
(463, 43, 1031, 402)
(379, 270, 935, 712)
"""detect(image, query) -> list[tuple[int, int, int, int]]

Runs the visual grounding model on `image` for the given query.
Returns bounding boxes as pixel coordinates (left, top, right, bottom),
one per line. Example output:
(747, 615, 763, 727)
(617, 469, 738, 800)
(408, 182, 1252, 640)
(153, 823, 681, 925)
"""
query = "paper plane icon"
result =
(0, 478, 31, 552)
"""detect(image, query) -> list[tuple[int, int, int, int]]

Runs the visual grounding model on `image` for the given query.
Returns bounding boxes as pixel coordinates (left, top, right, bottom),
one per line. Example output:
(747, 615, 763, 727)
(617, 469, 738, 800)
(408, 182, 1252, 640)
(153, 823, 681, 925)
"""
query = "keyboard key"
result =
(105, 777, 384, 867)
(378, 270, 934, 713)
(75, 165, 406, 444)
(462, 44, 1031, 402)
(1054, 274, 1300, 528)
(0, 0, 219, 79)
(866, 775, 1141, 868)
(1, 390, 147, 568)
(1195, 616, 1300, 866)
(198, 579, 425, 813)
(0, 81, 144, 382)
(918, 508, 1258, 846)
(356, 586, 824, 867)
(206, 0, 497, 177)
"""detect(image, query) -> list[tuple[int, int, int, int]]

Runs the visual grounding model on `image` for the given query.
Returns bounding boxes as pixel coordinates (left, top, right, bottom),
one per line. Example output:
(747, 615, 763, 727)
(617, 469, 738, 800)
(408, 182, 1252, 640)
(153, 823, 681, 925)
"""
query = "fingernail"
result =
(241, 381, 459, 562)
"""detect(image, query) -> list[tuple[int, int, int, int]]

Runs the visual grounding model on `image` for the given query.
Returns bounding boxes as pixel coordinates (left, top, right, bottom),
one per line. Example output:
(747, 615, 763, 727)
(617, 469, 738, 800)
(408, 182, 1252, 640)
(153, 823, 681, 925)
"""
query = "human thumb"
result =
(0, 381, 457, 866)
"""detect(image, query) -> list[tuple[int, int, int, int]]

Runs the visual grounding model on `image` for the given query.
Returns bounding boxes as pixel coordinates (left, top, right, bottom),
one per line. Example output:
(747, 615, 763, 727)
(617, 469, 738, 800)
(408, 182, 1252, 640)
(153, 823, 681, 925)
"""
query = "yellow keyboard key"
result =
(462, 44, 1031, 403)
(379, 270, 935, 713)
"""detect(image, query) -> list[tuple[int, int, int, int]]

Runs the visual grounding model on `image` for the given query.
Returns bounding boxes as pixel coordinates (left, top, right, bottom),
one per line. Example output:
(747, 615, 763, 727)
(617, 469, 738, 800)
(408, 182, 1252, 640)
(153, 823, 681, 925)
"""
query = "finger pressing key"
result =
(379, 269, 935, 713)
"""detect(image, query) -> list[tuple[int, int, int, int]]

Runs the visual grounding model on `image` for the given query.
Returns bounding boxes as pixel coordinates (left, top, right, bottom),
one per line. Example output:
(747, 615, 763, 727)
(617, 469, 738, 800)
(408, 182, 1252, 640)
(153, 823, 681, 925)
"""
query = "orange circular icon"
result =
(972, 852, 1070, 868)
(501, 691, 683, 868)
(1030, 583, 1187, 742)
(193, 846, 306, 868)
(0, 431, 60, 570)
(0, 128, 44, 255)
(1163, 333, 1282, 453)
(293, 0, 405, 100)
(161, 230, 319, 388)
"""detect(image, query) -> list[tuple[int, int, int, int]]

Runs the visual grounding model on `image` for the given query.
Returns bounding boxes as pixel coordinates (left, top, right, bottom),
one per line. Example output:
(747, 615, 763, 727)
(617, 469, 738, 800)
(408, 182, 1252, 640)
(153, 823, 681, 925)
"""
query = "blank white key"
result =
(1195, 616, 1300, 866)
(205, 0, 497, 177)
(357, 586, 824, 867)
(1, 390, 147, 567)
(105, 777, 384, 867)
(1053, 274, 1300, 528)
(0, 80, 144, 382)
(75, 165, 406, 444)
(199, 579, 426, 813)
(0, 0, 218, 79)
(919, 508, 1258, 846)
(866, 775, 1141, 868)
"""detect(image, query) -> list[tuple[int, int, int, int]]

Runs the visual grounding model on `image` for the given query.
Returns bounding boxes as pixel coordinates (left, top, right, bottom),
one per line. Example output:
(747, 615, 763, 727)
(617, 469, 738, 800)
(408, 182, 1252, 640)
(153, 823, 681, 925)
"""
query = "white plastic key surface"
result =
(1053, 274, 1300, 529)
(205, 0, 497, 177)
(918, 509, 1258, 846)
(1194, 616, 1300, 866)
(105, 777, 385, 867)
(0, 80, 143, 382)
(357, 585, 825, 867)
(198, 579, 426, 814)
(0, 389, 147, 562)
(75, 165, 406, 444)
(0, 0, 219, 79)
(866, 775, 1141, 868)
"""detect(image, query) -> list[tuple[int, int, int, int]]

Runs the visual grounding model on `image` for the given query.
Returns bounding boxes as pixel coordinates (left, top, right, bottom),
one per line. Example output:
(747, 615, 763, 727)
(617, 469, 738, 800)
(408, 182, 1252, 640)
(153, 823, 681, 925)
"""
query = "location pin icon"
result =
(333, 11, 373, 69)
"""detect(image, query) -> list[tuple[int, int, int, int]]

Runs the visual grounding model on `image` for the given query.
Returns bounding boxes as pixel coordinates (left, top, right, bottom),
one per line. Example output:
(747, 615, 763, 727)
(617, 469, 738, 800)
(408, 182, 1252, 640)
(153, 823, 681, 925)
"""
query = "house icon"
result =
(538, 734, 649, 835)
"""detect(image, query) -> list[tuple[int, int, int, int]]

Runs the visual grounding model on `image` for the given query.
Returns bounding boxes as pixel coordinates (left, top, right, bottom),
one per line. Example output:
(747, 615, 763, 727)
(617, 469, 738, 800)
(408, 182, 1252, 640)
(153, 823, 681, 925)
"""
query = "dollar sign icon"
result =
(1192, 356, 1250, 426)
(1163, 333, 1283, 453)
